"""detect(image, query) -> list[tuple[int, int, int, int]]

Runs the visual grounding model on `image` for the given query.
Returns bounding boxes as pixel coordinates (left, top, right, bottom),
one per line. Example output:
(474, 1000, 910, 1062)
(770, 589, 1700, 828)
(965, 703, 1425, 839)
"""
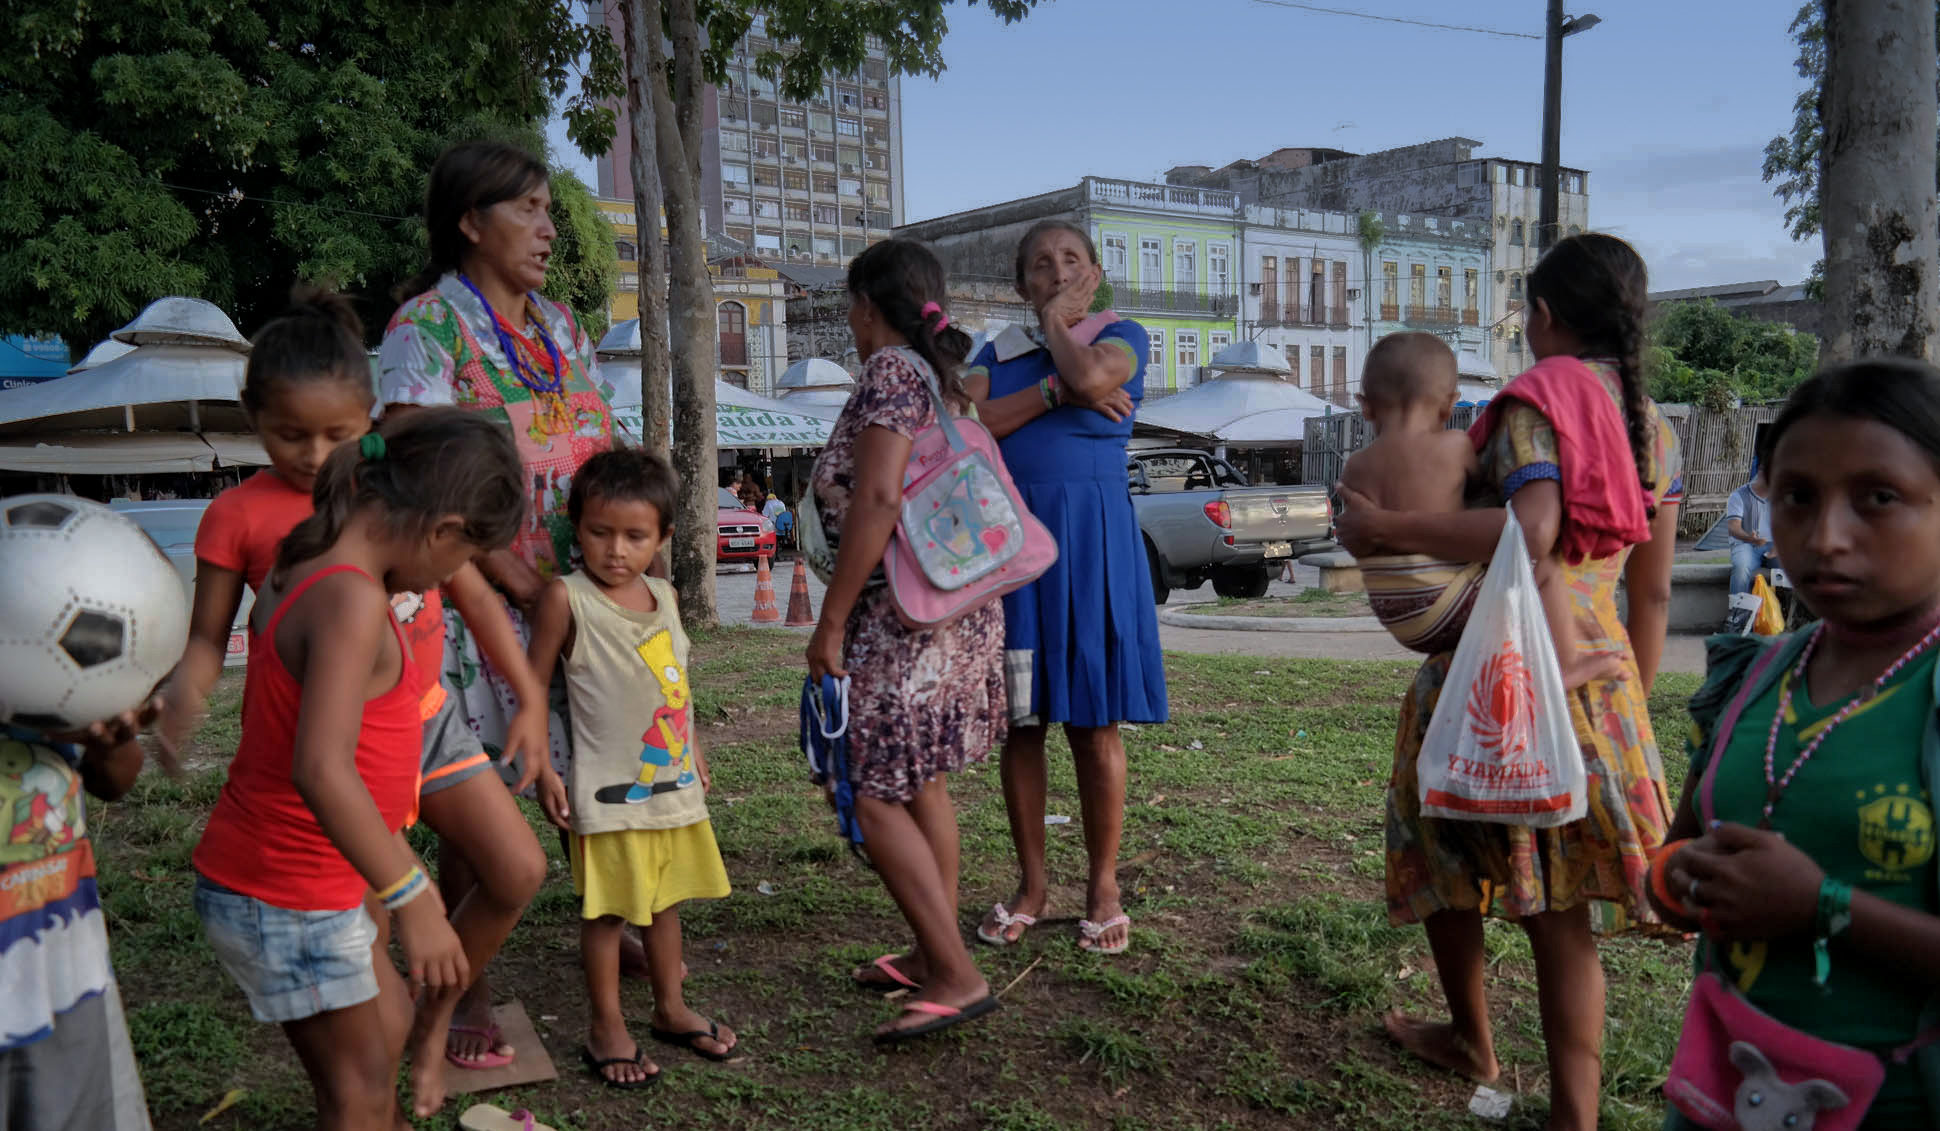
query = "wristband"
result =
(1039, 376, 1061, 410)
(378, 865, 430, 910)
(1812, 877, 1853, 989)
(1648, 838, 1693, 919)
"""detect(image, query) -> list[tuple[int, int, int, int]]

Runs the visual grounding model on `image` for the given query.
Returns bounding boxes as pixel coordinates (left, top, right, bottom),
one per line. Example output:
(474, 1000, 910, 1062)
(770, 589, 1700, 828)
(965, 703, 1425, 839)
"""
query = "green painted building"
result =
(896, 177, 1240, 397)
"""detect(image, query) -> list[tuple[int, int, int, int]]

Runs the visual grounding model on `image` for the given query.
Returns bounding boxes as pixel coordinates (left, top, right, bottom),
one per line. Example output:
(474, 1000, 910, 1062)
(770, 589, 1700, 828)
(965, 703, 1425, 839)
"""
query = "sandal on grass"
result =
(579, 1045, 659, 1090)
(1077, 914, 1132, 955)
(459, 1105, 556, 1131)
(975, 902, 1037, 946)
(852, 953, 921, 992)
(649, 1018, 741, 1062)
(873, 995, 1000, 1046)
(445, 1023, 515, 1070)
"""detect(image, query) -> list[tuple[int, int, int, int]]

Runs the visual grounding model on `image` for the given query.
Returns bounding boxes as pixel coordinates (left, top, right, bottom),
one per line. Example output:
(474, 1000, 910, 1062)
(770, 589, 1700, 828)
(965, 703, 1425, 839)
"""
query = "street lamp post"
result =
(1539, 5, 1600, 251)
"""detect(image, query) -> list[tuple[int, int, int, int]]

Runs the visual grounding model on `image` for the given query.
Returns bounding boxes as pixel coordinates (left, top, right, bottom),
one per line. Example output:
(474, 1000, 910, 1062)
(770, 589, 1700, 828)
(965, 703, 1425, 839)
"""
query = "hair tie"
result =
(359, 433, 387, 461)
(920, 301, 949, 331)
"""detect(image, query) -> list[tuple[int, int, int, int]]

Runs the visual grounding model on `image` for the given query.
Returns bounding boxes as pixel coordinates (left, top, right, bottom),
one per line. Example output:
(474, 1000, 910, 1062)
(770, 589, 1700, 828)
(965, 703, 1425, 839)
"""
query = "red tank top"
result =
(194, 565, 423, 911)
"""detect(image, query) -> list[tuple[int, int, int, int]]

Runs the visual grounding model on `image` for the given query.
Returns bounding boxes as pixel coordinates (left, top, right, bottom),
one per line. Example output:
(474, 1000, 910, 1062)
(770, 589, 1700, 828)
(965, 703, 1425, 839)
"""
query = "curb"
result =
(1158, 607, 1387, 633)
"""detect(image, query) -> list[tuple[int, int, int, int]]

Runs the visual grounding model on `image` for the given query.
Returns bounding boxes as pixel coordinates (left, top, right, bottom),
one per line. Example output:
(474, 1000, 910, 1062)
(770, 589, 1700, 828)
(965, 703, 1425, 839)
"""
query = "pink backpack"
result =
(880, 347, 1057, 629)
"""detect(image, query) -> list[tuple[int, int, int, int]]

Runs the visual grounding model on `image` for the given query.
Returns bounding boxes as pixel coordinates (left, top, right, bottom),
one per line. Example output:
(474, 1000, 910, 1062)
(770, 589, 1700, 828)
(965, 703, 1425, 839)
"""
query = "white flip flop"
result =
(975, 902, 1037, 946)
(460, 1104, 557, 1131)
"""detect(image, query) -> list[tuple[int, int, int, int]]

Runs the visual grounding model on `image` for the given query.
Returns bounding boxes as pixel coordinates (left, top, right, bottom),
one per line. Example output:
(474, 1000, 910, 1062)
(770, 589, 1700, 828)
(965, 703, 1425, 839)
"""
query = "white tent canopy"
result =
(1135, 371, 1336, 446)
(0, 298, 251, 435)
(67, 339, 135, 375)
(0, 432, 266, 475)
(775, 357, 855, 407)
(1208, 339, 1293, 376)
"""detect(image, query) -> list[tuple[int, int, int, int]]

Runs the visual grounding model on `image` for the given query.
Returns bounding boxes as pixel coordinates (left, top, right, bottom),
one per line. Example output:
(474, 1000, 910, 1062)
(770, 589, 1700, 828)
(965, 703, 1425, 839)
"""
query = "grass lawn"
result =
(1183, 588, 1375, 619)
(103, 629, 1701, 1130)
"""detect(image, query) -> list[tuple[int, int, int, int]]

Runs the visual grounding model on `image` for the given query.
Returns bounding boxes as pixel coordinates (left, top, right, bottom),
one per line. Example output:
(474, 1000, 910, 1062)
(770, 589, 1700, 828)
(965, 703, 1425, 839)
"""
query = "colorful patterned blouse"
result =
(377, 273, 614, 580)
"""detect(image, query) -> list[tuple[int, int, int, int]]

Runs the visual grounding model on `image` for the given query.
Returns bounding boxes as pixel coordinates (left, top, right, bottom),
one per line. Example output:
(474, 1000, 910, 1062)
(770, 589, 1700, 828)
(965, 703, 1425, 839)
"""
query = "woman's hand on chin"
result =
(1333, 485, 1387, 556)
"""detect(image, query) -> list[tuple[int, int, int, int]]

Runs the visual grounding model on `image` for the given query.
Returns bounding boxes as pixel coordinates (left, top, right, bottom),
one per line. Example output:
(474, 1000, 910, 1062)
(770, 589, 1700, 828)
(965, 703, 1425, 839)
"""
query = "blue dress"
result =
(968, 320, 1169, 728)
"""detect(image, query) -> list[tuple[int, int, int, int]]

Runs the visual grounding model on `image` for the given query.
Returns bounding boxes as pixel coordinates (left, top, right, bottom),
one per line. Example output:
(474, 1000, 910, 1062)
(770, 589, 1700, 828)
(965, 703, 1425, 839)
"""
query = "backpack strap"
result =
(885, 346, 968, 457)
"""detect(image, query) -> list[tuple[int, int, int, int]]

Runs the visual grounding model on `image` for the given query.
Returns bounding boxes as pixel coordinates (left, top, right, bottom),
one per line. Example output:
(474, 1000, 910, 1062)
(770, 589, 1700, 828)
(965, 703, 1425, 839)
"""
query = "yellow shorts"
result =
(569, 821, 730, 926)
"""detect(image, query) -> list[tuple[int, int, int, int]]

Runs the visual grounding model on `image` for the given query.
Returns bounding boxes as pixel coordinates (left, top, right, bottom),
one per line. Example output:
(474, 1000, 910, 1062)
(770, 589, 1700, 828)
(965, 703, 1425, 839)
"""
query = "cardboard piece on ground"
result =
(446, 1001, 559, 1095)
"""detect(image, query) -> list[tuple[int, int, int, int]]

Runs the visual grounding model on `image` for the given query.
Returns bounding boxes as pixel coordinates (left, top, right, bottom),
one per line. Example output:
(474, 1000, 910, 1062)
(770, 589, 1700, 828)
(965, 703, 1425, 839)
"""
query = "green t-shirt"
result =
(1706, 647, 1939, 1125)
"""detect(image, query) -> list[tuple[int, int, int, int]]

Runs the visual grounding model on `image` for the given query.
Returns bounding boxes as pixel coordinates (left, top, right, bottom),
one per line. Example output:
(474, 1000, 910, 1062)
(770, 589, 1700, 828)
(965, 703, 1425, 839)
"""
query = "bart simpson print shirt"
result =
(557, 573, 707, 835)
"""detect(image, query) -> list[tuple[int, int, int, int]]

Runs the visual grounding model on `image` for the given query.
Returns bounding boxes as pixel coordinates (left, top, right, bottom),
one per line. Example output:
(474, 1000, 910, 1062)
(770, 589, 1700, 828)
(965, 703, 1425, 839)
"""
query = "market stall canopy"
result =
(775, 357, 855, 407)
(111, 296, 250, 349)
(1455, 350, 1496, 381)
(1208, 339, 1294, 376)
(599, 320, 840, 447)
(0, 297, 251, 435)
(1134, 370, 1335, 447)
(67, 339, 136, 375)
(0, 431, 265, 475)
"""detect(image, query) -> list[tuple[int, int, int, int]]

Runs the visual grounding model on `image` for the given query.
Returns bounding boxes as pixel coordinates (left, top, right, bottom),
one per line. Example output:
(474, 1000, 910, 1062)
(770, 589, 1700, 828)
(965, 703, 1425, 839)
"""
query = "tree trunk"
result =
(620, 0, 672, 458)
(651, 0, 719, 624)
(1820, 0, 1940, 362)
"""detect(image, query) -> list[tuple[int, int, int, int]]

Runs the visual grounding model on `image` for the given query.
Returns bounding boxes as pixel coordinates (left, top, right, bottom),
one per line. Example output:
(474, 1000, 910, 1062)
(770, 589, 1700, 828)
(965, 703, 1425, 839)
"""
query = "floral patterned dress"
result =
(1386, 364, 1684, 930)
(378, 273, 614, 778)
(808, 347, 1006, 803)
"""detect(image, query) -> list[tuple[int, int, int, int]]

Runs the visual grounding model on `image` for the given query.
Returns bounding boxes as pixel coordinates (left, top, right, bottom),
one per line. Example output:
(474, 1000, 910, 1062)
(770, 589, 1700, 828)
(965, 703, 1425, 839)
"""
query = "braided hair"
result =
(846, 238, 974, 410)
(1526, 233, 1657, 513)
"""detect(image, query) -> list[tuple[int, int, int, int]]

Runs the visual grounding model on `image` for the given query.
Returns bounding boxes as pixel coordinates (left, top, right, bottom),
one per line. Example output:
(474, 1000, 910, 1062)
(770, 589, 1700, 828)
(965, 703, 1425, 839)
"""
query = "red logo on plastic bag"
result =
(1467, 643, 1535, 763)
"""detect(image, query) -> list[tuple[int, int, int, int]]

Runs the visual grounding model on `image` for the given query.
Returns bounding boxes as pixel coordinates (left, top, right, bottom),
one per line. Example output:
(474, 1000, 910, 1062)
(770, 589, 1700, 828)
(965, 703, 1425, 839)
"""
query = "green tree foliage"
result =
(1, 1, 620, 351)
(1647, 300, 1819, 411)
(542, 172, 617, 342)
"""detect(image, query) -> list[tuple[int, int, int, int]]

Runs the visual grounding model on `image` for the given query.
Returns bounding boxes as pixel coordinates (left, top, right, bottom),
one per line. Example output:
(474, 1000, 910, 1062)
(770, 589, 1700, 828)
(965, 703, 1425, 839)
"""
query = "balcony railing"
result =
(1407, 306, 1460, 327)
(1084, 178, 1238, 216)
(1115, 286, 1238, 317)
(1379, 303, 1400, 321)
(1329, 305, 1350, 326)
(1463, 308, 1481, 326)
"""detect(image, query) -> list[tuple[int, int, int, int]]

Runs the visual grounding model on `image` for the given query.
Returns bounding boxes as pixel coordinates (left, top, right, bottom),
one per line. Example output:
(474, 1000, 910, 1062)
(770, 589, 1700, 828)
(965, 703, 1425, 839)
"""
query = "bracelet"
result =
(1812, 877, 1853, 989)
(378, 865, 430, 910)
(1648, 838, 1693, 919)
(1039, 376, 1061, 411)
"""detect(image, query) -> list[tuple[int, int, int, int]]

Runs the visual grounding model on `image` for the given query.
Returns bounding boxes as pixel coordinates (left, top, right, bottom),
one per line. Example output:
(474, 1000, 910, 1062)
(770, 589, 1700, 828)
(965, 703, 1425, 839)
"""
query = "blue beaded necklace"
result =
(458, 274, 565, 397)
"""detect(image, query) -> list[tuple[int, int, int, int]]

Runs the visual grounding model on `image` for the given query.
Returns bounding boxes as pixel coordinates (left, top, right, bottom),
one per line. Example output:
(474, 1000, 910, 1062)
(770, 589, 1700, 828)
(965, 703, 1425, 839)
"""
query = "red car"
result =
(716, 506, 778, 562)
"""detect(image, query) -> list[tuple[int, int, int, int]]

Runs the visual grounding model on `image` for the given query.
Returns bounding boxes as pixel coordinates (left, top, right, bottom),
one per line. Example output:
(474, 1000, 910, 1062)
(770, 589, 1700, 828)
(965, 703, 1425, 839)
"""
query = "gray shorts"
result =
(0, 983, 152, 1131)
(419, 690, 492, 797)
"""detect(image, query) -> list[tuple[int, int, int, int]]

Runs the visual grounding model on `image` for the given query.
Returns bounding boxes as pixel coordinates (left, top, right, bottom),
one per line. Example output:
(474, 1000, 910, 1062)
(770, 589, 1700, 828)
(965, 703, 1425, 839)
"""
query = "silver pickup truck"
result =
(1129, 449, 1333, 603)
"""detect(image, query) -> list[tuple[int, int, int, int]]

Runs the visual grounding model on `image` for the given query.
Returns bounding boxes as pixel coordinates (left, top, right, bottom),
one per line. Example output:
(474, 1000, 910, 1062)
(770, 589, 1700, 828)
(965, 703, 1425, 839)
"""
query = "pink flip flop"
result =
(872, 995, 1000, 1045)
(446, 1023, 516, 1070)
(459, 1104, 555, 1131)
(853, 953, 921, 991)
(975, 902, 1037, 946)
(1078, 914, 1132, 955)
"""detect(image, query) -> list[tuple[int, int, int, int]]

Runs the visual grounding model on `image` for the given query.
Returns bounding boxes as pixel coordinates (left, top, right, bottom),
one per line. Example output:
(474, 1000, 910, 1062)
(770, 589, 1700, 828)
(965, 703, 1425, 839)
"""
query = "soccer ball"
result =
(0, 495, 189, 734)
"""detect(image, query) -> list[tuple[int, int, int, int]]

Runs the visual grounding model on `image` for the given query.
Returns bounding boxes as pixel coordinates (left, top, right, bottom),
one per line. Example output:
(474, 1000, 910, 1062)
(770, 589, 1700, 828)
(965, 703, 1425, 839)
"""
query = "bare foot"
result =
(585, 1020, 659, 1086)
(406, 1045, 449, 1119)
(1382, 1010, 1500, 1083)
(1078, 877, 1130, 953)
(872, 974, 992, 1041)
(977, 890, 1046, 945)
(652, 1005, 738, 1059)
(1561, 651, 1628, 691)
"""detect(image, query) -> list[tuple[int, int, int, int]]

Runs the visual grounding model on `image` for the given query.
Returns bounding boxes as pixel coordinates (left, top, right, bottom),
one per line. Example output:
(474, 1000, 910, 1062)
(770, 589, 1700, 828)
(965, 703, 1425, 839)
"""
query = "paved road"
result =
(709, 557, 1709, 674)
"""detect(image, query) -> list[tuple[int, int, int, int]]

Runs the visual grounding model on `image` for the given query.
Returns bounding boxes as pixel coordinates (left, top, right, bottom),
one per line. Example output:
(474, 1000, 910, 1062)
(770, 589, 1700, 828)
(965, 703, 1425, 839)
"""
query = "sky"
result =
(552, 0, 1819, 292)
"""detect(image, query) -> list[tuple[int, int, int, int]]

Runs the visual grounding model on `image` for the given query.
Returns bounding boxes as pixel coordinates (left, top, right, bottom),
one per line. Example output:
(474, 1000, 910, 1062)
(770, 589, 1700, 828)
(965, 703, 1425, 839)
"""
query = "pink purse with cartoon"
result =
(1664, 643, 1936, 1130)
(879, 346, 1056, 630)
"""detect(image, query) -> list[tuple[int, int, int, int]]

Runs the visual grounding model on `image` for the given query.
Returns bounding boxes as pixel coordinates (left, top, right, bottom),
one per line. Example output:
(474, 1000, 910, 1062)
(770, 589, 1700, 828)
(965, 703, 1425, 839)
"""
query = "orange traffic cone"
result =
(751, 555, 781, 624)
(785, 556, 816, 626)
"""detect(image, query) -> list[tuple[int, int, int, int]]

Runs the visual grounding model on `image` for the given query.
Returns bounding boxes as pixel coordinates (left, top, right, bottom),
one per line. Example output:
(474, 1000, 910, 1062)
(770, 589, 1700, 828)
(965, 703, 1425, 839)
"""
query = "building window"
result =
(812, 203, 838, 224)
(784, 202, 810, 223)
(1510, 219, 1524, 246)
(1139, 238, 1162, 285)
(754, 199, 780, 219)
(863, 90, 886, 111)
(720, 131, 749, 154)
(1381, 260, 1399, 319)
(1308, 260, 1324, 322)
(813, 236, 836, 257)
(1174, 241, 1196, 292)
(1208, 243, 1230, 290)
(615, 239, 637, 262)
(837, 89, 858, 111)
(1309, 345, 1325, 395)
(811, 142, 835, 164)
(1493, 163, 1507, 185)
(838, 178, 861, 197)
(1331, 261, 1348, 323)
(1261, 256, 1278, 315)
(754, 231, 781, 252)
(1436, 266, 1453, 312)
(1177, 331, 1199, 386)
(1103, 234, 1128, 281)
(718, 301, 748, 367)
(1148, 330, 1164, 376)
(836, 116, 861, 137)
(810, 111, 833, 133)
(1510, 273, 1524, 301)
(1409, 263, 1427, 313)
(781, 107, 805, 130)
(721, 162, 749, 185)
(1209, 331, 1230, 364)
(865, 181, 889, 205)
(1464, 269, 1479, 311)
(1332, 346, 1349, 403)
(784, 169, 807, 192)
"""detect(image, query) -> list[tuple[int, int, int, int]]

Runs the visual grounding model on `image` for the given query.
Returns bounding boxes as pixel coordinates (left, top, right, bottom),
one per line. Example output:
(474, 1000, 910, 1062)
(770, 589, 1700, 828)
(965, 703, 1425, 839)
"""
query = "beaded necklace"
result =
(458, 274, 573, 437)
(1760, 617, 1940, 828)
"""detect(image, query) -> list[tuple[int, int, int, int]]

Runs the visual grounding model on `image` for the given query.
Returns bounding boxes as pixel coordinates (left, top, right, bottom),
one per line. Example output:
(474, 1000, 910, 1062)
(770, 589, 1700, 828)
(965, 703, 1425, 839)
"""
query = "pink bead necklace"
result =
(1760, 618, 1940, 828)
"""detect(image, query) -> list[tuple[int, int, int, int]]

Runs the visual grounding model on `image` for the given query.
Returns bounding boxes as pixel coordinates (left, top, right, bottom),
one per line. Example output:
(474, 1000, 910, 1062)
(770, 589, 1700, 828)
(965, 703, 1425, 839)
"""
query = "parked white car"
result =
(109, 499, 250, 667)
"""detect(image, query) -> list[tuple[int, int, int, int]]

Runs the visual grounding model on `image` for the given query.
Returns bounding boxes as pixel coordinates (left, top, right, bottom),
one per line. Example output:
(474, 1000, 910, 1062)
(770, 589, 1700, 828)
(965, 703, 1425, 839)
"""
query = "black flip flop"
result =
(579, 1045, 659, 1089)
(872, 994, 1001, 1046)
(649, 1019, 741, 1062)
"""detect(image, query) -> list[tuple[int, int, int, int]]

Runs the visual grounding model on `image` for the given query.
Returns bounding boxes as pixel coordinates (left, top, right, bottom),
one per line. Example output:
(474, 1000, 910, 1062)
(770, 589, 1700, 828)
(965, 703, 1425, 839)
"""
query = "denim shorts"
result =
(419, 690, 492, 798)
(194, 876, 379, 1024)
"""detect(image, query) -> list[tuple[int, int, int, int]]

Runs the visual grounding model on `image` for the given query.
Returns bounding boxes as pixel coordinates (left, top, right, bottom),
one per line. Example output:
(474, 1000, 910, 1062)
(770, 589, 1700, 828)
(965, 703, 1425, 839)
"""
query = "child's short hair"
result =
(243, 287, 373, 416)
(1361, 332, 1458, 410)
(570, 449, 681, 534)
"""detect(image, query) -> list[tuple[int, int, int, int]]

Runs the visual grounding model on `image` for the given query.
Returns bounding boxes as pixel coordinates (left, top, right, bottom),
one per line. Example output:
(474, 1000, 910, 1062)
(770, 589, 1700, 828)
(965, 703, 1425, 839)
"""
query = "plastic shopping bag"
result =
(1749, 574, 1785, 636)
(1418, 502, 1588, 827)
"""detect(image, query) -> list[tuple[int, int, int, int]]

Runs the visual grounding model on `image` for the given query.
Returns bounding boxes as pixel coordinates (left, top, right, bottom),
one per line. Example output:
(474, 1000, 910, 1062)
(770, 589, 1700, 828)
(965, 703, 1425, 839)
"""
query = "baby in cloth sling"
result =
(1340, 333, 1622, 689)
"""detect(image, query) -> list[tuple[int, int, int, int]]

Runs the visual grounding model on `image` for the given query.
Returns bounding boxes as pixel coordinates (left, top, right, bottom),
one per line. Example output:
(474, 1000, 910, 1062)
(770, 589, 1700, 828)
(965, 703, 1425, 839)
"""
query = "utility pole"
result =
(1538, 0, 1563, 251)
(1538, 6, 1599, 252)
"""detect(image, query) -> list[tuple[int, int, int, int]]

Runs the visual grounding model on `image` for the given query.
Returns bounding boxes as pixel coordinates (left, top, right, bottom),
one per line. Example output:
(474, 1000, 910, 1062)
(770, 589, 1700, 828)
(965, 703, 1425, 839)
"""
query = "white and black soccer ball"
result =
(0, 495, 189, 733)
